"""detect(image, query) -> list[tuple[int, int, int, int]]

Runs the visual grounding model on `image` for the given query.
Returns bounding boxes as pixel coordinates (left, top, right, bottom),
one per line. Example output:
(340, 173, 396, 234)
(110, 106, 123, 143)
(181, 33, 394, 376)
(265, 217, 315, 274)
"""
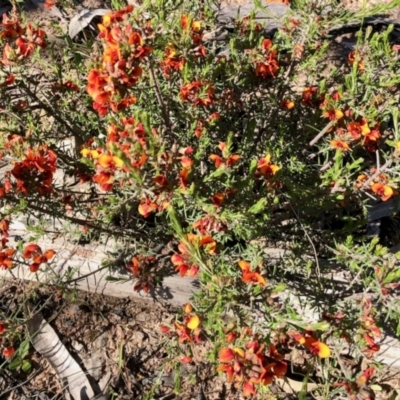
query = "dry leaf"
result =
(69, 9, 110, 39)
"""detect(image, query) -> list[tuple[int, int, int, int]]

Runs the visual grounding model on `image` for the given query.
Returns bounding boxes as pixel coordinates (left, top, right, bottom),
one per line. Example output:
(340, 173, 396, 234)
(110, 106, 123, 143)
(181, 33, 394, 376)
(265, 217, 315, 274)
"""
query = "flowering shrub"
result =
(1, 0, 400, 397)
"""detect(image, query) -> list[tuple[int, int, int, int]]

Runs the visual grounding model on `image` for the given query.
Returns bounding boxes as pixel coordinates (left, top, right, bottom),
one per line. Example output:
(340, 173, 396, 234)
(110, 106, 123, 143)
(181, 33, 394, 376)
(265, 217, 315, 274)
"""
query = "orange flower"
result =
(179, 355, 193, 364)
(23, 244, 55, 272)
(355, 174, 368, 189)
(348, 50, 365, 71)
(81, 148, 100, 159)
(97, 154, 124, 170)
(180, 81, 215, 107)
(23, 244, 41, 259)
(184, 303, 193, 314)
(209, 154, 223, 168)
(138, 198, 158, 218)
(257, 154, 279, 177)
(347, 121, 363, 140)
(306, 339, 331, 358)
(180, 14, 189, 30)
(238, 260, 266, 286)
(323, 109, 344, 120)
(216, 364, 234, 382)
(0, 248, 15, 269)
(254, 39, 279, 78)
(93, 172, 113, 188)
(180, 156, 193, 169)
(242, 381, 256, 397)
(226, 331, 237, 343)
(198, 235, 217, 254)
(179, 168, 190, 190)
(371, 183, 395, 201)
(171, 234, 216, 277)
(356, 367, 375, 388)
(293, 333, 331, 358)
(219, 347, 235, 363)
(331, 140, 350, 151)
(280, 99, 295, 110)
(272, 361, 288, 377)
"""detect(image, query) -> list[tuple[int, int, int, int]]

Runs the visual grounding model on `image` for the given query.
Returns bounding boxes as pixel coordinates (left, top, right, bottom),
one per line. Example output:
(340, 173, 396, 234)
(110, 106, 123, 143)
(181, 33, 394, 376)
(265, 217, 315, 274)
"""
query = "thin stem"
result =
(148, 57, 172, 134)
(309, 120, 335, 147)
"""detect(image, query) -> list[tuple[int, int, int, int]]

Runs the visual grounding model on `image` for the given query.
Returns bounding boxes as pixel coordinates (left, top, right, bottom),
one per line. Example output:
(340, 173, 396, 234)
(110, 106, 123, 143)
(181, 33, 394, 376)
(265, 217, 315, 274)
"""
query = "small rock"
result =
(132, 331, 145, 341)
(112, 308, 124, 317)
(136, 312, 148, 322)
(71, 340, 84, 352)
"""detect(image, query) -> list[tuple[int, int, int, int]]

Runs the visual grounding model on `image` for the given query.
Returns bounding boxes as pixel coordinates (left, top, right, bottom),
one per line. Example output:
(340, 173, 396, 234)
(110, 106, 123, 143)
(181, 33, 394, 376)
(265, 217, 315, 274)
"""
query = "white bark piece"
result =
(26, 312, 95, 400)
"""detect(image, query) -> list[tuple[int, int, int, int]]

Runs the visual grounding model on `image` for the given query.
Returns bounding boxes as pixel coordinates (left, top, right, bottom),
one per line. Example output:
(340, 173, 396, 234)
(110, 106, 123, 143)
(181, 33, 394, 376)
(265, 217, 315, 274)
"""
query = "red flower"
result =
(254, 39, 279, 78)
(280, 99, 295, 110)
(2, 346, 14, 358)
(11, 146, 57, 195)
(302, 86, 321, 107)
(180, 81, 215, 107)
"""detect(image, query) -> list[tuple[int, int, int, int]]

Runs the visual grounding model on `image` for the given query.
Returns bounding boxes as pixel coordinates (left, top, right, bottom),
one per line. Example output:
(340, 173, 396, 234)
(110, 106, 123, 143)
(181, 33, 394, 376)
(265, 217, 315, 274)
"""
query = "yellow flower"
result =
(187, 315, 200, 330)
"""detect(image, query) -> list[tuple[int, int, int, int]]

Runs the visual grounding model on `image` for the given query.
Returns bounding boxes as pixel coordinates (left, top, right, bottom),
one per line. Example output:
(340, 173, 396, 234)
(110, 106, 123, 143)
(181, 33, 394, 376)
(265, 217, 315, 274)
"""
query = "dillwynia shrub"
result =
(0, 0, 400, 397)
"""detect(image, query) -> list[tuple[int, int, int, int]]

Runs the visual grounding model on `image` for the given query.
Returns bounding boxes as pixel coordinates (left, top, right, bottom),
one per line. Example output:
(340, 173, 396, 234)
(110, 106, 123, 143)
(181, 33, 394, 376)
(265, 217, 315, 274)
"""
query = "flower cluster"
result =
(11, 146, 57, 195)
(355, 168, 397, 202)
(126, 255, 157, 293)
(253, 39, 279, 78)
(160, 303, 202, 347)
(217, 341, 287, 397)
(23, 244, 56, 272)
(171, 233, 216, 277)
(161, 42, 186, 77)
(0, 13, 46, 65)
(0, 320, 15, 360)
(209, 142, 240, 169)
(337, 367, 375, 398)
(86, 5, 152, 114)
(192, 214, 227, 235)
(81, 117, 152, 192)
(179, 80, 215, 107)
(359, 299, 381, 358)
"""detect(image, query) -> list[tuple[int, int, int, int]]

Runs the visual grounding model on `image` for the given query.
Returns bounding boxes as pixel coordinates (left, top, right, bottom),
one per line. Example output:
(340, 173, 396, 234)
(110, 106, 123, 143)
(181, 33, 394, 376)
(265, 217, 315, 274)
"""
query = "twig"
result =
(288, 203, 323, 290)
(19, 81, 86, 140)
(332, 345, 351, 380)
(309, 120, 335, 146)
(0, 368, 43, 397)
(362, 158, 393, 189)
(65, 262, 113, 284)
